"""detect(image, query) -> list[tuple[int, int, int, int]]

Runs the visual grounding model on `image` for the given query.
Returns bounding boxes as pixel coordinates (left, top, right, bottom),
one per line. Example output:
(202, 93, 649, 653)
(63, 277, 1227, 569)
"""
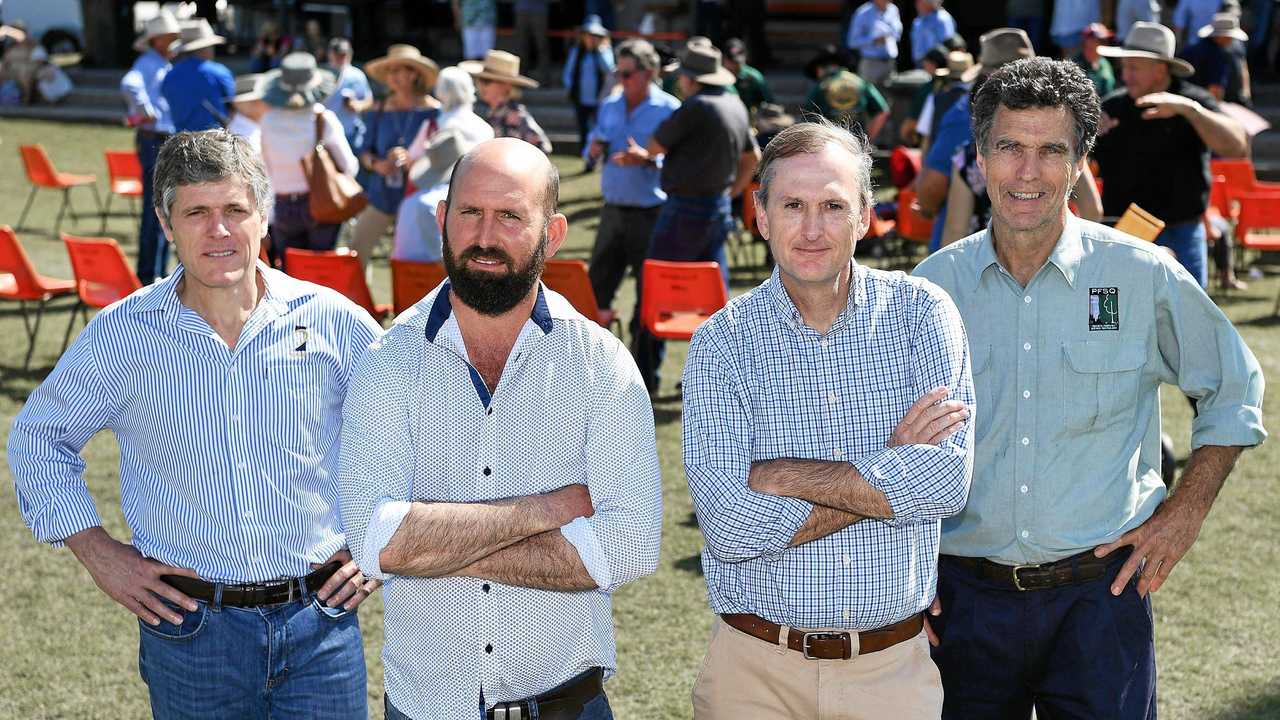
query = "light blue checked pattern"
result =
(682, 263, 974, 631)
(338, 283, 662, 720)
(8, 264, 381, 582)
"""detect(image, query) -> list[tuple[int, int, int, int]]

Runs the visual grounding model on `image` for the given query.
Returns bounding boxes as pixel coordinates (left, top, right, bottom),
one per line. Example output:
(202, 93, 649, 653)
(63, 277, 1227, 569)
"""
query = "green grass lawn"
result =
(1, 118, 1278, 718)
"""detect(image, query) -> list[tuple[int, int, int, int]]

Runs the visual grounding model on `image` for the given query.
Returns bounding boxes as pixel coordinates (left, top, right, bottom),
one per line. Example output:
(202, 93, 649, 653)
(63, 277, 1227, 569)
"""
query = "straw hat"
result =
(409, 129, 474, 189)
(961, 27, 1034, 82)
(227, 73, 266, 103)
(133, 11, 180, 53)
(673, 39, 736, 86)
(173, 18, 226, 55)
(934, 51, 975, 79)
(1098, 22, 1193, 77)
(365, 44, 441, 88)
(460, 49, 539, 88)
(261, 53, 336, 108)
(1198, 13, 1249, 42)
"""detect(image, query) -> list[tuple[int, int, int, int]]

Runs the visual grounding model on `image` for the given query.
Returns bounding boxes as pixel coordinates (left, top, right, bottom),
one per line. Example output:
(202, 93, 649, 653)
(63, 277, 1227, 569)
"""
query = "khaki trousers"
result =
(692, 615, 943, 720)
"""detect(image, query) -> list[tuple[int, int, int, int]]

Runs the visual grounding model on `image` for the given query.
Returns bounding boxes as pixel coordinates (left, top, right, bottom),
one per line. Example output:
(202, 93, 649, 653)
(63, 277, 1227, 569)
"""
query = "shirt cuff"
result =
(43, 494, 105, 548)
(361, 499, 413, 580)
(1190, 404, 1267, 449)
(560, 516, 613, 591)
(853, 450, 913, 526)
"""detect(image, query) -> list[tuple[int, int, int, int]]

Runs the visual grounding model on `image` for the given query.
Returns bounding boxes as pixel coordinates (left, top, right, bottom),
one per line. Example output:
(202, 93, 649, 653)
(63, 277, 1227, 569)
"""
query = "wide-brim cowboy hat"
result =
(960, 27, 1034, 83)
(934, 50, 974, 79)
(459, 49, 539, 88)
(1198, 13, 1249, 42)
(674, 39, 736, 86)
(133, 10, 181, 53)
(365, 44, 441, 88)
(1098, 21, 1194, 77)
(227, 73, 267, 103)
(409, 129, 474, 189)
(173, 18, 226, 54)
(261, 53, 336, 108)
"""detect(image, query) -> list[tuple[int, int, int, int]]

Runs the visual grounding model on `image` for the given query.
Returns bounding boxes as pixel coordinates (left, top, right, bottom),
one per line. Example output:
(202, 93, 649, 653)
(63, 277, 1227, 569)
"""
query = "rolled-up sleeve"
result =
(852, 285, 974, 524)
(682, 325, 813, 564)
(1154, 257, 1266, 449)
(8, 323, 119, 545)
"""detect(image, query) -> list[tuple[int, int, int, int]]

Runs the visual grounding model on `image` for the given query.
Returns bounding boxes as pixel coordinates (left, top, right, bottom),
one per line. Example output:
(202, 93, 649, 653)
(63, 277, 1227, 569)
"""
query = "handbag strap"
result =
(313, 108, 325, 147)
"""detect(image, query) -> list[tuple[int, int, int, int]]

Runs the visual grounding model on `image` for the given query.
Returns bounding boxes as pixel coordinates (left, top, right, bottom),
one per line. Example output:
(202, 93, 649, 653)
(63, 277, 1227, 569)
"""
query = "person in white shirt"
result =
(258, 52, 357, 261)
(394, 129, 474, 263)
(407, 65, 494, 162)
(226, 73, 266, 152)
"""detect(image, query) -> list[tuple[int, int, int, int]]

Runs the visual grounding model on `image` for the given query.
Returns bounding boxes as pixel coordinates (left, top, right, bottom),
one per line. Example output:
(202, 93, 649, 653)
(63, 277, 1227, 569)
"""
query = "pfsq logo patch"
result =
(1088, 287, 1119, 331)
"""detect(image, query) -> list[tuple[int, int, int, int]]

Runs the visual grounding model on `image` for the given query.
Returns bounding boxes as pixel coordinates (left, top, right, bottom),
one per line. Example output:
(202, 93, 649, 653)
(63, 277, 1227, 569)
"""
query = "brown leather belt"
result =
(943, 548, 1122, 592)
(160, 560, 343, 608)
(487, 668, 603, 720)
(720, 612, 924, 660)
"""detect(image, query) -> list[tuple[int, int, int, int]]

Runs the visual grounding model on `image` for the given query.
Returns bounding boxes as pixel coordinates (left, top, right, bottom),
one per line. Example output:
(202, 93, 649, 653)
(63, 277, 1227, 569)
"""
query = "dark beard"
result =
(441, 224, 547, 316)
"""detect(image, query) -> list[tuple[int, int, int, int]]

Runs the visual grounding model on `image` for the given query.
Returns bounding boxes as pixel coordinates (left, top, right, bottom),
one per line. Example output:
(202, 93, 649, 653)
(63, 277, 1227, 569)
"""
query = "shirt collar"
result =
(424, 281, 554, 343)
(765, 261, 865, 332)
(127, 261, 290, 320)
(969, 215, 1084, 291)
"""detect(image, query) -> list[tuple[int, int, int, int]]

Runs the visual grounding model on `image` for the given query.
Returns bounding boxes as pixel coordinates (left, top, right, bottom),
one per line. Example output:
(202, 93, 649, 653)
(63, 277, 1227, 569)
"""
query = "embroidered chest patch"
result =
(1088, 287, 1119, 331)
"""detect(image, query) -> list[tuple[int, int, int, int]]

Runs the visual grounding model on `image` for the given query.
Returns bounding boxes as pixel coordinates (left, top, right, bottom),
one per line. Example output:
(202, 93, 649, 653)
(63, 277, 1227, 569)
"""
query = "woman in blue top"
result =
(351, 44, 441, 271)
(562, 15, 615, 170)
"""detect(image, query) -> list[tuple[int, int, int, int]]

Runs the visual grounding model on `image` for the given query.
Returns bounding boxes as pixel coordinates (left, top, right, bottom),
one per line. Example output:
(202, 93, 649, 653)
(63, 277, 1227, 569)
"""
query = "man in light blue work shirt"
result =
(846, 0, 902, 86)
(121, 11, 179, 285)
(583, 38, 679, 346)
(323, 38, 372, 155)
(914, 57, 1265, 719)
(911, 0, 956, 67)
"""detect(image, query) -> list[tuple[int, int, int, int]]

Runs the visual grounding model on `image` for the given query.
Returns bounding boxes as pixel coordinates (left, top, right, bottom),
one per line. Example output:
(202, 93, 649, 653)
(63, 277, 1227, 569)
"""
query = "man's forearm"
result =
(447, 530, 597, 591)
(1187, 104, 1248, 158)
(1168, 444, 1242, 520)
(789, 504, 865, 547)
(750, 458, 893, 517)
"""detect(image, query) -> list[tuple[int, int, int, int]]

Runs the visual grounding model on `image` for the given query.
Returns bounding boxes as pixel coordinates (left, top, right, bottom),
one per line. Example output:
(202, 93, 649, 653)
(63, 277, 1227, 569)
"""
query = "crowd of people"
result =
(3, 1, 1275, 719)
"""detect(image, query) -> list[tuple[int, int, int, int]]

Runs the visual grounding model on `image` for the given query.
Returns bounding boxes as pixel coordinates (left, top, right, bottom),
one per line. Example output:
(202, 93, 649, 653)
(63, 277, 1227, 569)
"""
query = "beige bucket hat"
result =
(1098, 22, 1194, 78)
(459, 50, 540, 89)
(173, 18, 226, 55)
(133, 11, 181, 53)
(365, 44, 441, 88)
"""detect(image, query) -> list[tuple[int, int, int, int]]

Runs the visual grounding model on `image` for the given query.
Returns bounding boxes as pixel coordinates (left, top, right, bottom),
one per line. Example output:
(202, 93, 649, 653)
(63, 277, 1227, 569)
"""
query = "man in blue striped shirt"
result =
(682, 121, 974, 719)
(9, 129, 381, 719)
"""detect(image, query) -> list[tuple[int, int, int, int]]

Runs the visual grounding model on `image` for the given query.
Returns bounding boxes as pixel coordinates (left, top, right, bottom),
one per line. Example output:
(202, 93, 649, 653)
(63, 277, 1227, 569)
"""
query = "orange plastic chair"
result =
(895, 188, 935, 244)
(1233, 191, 1280, 314)
(285, 248, 392, 322)
(389, 258, 447, 315)
(1113, 203, 1165, 242)
(0, 226, 76, 367)
(1210, 158, 1280, 196)
(101, 149, 144, 232)
(61, 234, 142, 352)
(541, 258, 622, 335)
(638, 260, 727, 341)
(18, 144, 102, 235)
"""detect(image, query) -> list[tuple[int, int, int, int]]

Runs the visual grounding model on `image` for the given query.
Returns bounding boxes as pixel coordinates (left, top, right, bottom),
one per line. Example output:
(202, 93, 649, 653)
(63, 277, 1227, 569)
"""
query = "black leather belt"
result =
(161, 560, 342, 607)
(487, 668, 603, 720)
(943, 549, 1125, 592)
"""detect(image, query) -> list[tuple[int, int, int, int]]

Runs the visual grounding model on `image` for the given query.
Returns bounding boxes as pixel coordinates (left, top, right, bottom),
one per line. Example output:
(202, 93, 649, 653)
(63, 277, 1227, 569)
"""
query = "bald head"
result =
(450, 138, 560, 221)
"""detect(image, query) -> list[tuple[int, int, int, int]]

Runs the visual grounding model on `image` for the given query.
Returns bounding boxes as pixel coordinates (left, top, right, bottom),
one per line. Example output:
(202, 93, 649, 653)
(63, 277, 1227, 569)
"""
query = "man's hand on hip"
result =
(64, 526, 200, 626)
(889, 386, 969, 447)
(314, 548, 381, 611)
(1093, 498, 1207, 597)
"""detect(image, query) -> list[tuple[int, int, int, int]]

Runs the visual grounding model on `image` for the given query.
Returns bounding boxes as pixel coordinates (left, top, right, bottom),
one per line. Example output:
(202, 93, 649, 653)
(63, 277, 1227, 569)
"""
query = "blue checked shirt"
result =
(120, 49, 174, 134)
(682, 263, 974, 630)
(338, 283, 662, 720)
(8, 264, 381, 582)
(913, 217, 1266, 564)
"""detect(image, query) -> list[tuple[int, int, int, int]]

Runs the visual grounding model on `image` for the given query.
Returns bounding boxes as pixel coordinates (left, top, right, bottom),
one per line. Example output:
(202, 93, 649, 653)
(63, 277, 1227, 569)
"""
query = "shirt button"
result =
(1021, 437, 1030, 446)
(821, 339, 830, 349)
(833, 448, 844, 460)
(1023, 342, 1032, 351)
(237, 462, 246, 470)
(230, 414, 240, 422)
(1022, 390, 1031, 399)
(827, 391, 837, 404)
(842, 609, 850, 621)
(1024, 296, 1032, 304)
(485, 644, 493, 653)
(1020, 485, 1029, 494)
(243, 510, 253, 519)
(483, 467, 492, 476)
(482, 583, 490, 593)
(842, 553, 850, 565)
(486, 407, 493, 416)
(1021, 530, 1030, 539)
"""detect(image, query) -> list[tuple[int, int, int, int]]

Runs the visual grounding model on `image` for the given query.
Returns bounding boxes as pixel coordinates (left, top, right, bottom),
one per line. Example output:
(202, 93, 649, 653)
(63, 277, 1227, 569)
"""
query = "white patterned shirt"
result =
(682, 263, 974, 630)
(339, 282, 662, 720)
(8, 264, 381, 582)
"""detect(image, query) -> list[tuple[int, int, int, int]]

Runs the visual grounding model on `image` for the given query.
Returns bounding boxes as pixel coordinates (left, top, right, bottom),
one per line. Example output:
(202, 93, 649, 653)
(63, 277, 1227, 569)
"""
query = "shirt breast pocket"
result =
(1062, 340, 1146, 433)
(263, 359, 331, 452)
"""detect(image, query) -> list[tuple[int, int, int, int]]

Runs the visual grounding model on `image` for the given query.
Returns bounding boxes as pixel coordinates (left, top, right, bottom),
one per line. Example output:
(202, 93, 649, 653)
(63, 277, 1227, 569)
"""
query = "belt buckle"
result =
(491, 703, 524, 720)
(1011, 563, 1042, 591)
(801, 631, 847, 660)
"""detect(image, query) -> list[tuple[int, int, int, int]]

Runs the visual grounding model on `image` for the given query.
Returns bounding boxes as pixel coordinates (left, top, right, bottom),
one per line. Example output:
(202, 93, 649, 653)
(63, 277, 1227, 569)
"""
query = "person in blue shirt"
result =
(911, 0, 956, 66)
(1181, 12, 1252, 105)
(120, 11, 179, 285)
(161, 19, 234, 134)
(323, 37, 372, 154)
(563, 15, 616, 171)
(583, 38, 679, 345)
(846, 0, 902, 86)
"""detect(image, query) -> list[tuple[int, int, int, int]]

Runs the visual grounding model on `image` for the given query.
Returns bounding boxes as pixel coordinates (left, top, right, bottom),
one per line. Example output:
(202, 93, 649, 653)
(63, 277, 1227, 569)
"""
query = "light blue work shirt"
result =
(847, 1, 902, 59)
(912, 8, 956, 64)
(392, 182, 447, 262)
(586, 85, 680, 208)
(562, 45, 615, 107)
(323, 63, 372, 151)
(120, 49, 174, 134)
(913, 216, 1266, 566)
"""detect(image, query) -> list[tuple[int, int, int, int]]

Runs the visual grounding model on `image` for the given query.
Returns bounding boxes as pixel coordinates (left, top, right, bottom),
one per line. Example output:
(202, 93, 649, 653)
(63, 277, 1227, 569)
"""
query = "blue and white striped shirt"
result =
(682, 263, 974, 630)
(8, 264, 381, 583)
(339, 283, 662, 720)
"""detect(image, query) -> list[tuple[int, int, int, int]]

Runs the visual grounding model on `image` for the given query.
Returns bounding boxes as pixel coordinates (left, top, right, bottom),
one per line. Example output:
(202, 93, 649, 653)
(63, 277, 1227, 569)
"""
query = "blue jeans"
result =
(136, 131, 170, 285)
(931, 551, 1156, 719)
(138, 587, 367, 719)
(384, 669, 613, 719)
(1156, 218, 1208, 289)
(636, 193, 732, 392)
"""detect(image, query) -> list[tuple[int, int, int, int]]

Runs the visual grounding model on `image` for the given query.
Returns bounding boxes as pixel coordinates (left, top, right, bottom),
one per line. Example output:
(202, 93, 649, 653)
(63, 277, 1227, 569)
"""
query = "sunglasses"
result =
(615, 69, 642, 80)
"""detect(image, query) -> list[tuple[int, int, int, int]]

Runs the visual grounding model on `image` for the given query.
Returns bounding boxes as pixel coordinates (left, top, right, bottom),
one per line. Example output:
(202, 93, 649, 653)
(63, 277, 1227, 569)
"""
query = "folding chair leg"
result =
(1273, 285, 1280, 317)
(16, 186, 39, 231)
(54, 190, 71, 236)
(60, 301, 85, 355)
(21, 298, 50, 370)
(100, 192, 113, 233)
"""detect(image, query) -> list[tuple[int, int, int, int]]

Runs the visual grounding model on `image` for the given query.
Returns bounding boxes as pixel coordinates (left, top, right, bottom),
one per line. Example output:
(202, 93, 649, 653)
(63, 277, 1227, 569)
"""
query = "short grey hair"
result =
(615, 38, 660, 72)
(435, 66, 477, 111)
(153, 129, 272, 225)
(753, 119, 874, 212)
(972, 57, 1100, 161)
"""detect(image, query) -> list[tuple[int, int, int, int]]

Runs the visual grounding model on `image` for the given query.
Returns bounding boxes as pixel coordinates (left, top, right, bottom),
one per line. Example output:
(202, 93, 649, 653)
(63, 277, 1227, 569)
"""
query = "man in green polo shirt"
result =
(722, 38, 773, 114)
(914, 56, 1264, 718)
(802, 47, 889, 140)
